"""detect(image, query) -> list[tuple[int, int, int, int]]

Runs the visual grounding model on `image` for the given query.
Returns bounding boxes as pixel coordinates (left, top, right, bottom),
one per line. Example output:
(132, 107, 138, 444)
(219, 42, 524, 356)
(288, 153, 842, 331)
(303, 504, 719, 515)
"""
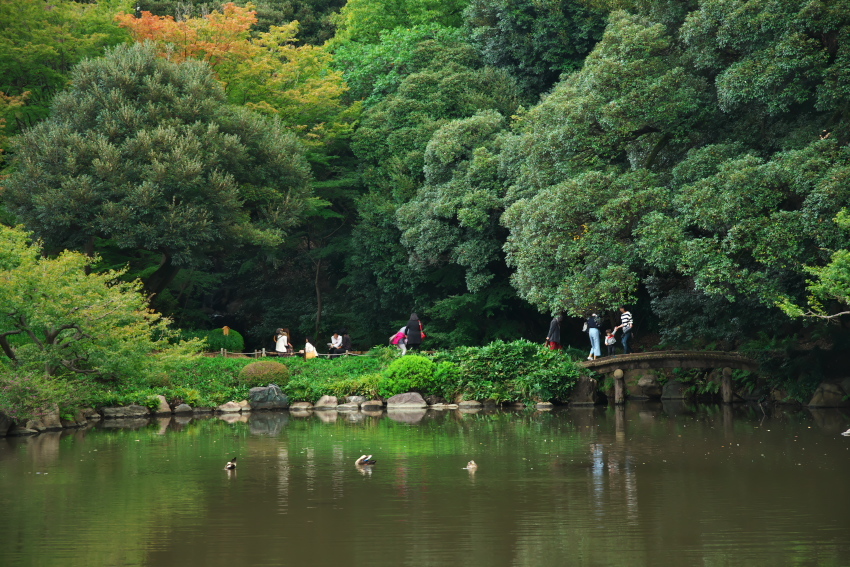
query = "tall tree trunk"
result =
(145, 251, 182, 298)
(314, 258, 322, 340)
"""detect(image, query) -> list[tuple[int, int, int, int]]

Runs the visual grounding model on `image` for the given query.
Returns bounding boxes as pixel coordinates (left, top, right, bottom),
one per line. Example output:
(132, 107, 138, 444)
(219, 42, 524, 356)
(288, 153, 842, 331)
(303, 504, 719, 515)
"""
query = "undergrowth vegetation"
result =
(11, 341, 590, 418)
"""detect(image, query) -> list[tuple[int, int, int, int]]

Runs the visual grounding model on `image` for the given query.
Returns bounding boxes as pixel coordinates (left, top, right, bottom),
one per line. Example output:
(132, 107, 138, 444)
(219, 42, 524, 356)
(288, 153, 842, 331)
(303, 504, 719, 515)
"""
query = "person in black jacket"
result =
(404, 313, 423, 351)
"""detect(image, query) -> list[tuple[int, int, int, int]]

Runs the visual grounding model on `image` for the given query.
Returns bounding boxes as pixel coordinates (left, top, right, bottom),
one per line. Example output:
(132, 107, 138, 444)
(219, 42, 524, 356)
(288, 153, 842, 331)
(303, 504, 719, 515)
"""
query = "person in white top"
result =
(274, 328, 289, 355)
(303, 337, 318, 359)
(329, 332, 344, 356)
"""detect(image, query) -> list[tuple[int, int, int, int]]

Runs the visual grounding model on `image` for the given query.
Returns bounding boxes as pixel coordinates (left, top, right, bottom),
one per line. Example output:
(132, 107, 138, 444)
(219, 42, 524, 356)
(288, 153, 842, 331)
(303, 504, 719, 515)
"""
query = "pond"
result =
(1, 403, 849, 567)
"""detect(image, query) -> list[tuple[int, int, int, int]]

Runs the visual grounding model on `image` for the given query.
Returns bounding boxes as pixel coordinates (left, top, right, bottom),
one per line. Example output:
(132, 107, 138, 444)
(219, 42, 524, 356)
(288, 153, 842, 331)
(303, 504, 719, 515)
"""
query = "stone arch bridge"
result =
(579, 351, 760, 404)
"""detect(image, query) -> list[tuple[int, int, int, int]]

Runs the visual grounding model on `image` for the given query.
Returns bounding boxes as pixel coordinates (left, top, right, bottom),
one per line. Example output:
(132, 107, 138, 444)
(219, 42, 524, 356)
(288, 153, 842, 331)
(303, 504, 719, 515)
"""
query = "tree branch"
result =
(0, 330, 22, 363)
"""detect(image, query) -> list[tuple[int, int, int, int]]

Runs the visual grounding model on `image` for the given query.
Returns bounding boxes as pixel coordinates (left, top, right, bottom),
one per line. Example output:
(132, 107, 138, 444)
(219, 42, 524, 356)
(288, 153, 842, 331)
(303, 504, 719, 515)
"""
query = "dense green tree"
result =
(0, 0, 130, 149)
(330, 0, 469, 44)
(498, 3, 850, 346)
(0, 225, 200, 380)
(332, 24, 467, 105)
(4, 42, 312, 296)
(463, 0, 607, 94)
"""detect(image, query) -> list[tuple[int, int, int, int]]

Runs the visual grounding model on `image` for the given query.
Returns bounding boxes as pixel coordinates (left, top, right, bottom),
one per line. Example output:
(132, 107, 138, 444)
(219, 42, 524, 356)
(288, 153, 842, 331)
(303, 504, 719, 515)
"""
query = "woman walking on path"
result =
(546, 315, 562, 350)
(586, 313, 601, 360)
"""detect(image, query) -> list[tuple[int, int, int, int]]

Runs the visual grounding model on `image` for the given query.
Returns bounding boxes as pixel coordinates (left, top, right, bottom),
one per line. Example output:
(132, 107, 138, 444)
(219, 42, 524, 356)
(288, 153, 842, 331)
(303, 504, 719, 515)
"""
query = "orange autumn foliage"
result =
(116, 3, 257, 68)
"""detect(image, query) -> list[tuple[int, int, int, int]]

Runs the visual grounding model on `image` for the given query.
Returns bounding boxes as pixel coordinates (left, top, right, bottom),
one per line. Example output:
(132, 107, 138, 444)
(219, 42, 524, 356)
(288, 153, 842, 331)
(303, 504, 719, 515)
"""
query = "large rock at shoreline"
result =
(0, 412, 14, 437)
(387, 392, 427, 408)
(173, 404, 193, 414)
(153, 395, 172, 416)
(807, 380, 850, 408)
(6, 424, 38, 436)
(314, 395, 339, 409)
(81, 408, 101, 420)
(26, 406, 64, 431)
(361, 400, 383, 410)
(217, 401, 242, 413)
(102, 405, 150, 419)
(662, 380, 693, 401)
(569, 377, 603, 405)
(638, 376, 663, 399)
(248, 384, 289, 410)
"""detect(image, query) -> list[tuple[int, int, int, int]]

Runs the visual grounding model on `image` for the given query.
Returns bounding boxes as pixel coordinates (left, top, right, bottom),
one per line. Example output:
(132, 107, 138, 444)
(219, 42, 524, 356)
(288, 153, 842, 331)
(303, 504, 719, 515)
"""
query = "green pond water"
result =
(1, 403, 849, 567)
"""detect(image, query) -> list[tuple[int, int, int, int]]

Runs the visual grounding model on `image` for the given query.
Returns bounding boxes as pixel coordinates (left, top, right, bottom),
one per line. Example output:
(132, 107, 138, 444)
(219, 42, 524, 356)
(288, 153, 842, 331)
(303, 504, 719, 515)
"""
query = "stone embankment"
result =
(0, 386, 554, 437)
(3, 377, 850, 437)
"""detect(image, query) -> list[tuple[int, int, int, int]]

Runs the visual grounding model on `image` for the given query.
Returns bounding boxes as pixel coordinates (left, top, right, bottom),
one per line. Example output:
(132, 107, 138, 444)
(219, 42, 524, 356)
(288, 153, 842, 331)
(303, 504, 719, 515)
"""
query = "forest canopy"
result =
(1, 0, 849, 393)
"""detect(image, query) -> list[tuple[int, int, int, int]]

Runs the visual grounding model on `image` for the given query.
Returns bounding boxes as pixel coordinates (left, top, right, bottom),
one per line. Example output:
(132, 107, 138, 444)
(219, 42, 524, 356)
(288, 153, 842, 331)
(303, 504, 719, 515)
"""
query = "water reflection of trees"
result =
(2, 405, 849, 566)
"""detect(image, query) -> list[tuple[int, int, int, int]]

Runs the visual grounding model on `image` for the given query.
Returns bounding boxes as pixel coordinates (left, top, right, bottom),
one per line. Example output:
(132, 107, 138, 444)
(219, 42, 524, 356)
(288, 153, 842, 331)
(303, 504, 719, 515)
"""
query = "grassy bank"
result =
(73, 340, 589, 413)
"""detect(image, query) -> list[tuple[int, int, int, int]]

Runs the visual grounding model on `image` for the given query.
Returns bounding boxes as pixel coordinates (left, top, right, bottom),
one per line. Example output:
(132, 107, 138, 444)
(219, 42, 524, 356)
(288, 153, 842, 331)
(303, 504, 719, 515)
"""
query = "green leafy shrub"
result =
(205, 328, 245, 352)
(377, 355, 436, 398)
(434, 339, 586, 403)
(0, 370, 90, 421)
(431, 361, 464, 401)
(238, 361, 290, 388)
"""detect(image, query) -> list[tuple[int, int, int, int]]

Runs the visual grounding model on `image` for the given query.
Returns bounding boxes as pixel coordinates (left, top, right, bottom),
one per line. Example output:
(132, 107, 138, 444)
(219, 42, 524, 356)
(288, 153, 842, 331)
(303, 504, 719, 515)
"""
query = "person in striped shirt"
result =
(614, 306, 633, 354)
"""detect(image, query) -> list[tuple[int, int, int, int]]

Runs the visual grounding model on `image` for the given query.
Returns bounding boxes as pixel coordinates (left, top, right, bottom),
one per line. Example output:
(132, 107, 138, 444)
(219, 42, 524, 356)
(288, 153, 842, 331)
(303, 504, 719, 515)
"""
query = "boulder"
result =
(81, 408, 101, 420)
(238, 400, 251, 411)
(535, 402, 554, 410)
(569, 376, 603, 405)
(101, 418, 149, 429)
(361, 400, 384, 410)
(0, 412, 14, 437)
(458, 400, 483, 408)
(60, 410, 87, 429)
(387, 392, 427, 408)
(6, 425, 38, 436)
(661, 380, 693, 401)
(638, 376, 663, 399)
(314, 395, 339, 409)
(173, 403, 193, 414)
(153, 395, 172, 416)
(346, 396, 367, 404)
(248, 384, 289, 410)
(337, 403, 361, 411)
(26, 406, 63, 432)
(807, 381, 850, 408)
(290, 402, 314, 411)
(102, 405, 150, 419)
(217, 401, 243, 413)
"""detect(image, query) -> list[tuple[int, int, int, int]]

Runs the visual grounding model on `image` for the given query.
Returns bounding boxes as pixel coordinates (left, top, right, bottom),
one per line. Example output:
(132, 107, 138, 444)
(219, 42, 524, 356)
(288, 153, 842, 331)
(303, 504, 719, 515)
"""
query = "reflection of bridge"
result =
(580, 351, 760, 404)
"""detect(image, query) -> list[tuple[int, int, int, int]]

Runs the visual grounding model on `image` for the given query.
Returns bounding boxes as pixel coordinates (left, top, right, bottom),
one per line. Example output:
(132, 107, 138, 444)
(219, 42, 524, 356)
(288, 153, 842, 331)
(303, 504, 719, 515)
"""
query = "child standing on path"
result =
(604, 329, 616, 356)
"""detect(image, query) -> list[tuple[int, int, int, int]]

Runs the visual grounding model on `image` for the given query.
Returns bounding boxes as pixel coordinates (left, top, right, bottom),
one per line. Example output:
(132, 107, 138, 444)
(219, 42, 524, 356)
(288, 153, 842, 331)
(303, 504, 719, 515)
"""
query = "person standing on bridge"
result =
(614, 306, 633, 354)
(585, 313, 601, 360)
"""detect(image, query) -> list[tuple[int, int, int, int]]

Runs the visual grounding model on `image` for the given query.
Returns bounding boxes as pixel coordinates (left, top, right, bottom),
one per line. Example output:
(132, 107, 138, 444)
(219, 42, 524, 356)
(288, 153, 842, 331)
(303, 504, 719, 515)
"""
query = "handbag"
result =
(419, 321, 427, 340)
